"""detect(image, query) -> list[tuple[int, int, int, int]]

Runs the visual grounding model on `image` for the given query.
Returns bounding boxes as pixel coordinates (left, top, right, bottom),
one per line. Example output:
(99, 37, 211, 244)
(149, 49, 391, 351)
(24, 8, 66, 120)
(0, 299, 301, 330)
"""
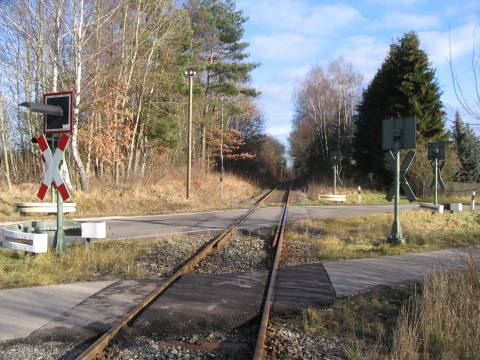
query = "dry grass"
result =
(392, 259, 480, 359)
(285, 258, 480, 359)
(285, 284, 418, 360)
(0, 169, 259, 221)
(0, 237, 179, 288)
(286, 210, 480, 261)
(298, 183, 410, 206)
(296, 182, 472, 206)
(290, 258, 480, 359)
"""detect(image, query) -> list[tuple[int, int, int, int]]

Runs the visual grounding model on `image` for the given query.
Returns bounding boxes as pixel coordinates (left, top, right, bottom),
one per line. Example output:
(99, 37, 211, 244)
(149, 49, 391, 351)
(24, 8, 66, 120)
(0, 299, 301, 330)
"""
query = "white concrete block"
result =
(450, 203, 463, 212)
(1, 228, 48, 253)
(81, 222, 106, 239)
(318, 194, 347, 202)
(419, 203, 444, 214)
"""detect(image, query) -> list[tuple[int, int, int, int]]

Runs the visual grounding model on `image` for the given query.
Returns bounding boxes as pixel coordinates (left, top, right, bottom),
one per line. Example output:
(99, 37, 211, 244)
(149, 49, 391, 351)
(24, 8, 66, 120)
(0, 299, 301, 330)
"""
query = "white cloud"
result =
(335, 36, 389, 81)
(365, 0, 425, 6)
(420, 23, 478, 66)
(250, 33, 316, 61)
(266, 124, 292, 137)
(260, 82, 293, 103)
(278, 66, 310, 82)
(371, 12, 441, 30)
(239, 1, 363, 37)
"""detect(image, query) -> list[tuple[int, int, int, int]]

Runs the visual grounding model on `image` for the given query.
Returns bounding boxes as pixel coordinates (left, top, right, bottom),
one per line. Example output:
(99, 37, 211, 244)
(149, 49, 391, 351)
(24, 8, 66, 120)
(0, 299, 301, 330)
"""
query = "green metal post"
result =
(390, 150, 405, 244)
(54, 150, 66, 252)
(333, 165, 337, 195)
(434, 158, 438, 206)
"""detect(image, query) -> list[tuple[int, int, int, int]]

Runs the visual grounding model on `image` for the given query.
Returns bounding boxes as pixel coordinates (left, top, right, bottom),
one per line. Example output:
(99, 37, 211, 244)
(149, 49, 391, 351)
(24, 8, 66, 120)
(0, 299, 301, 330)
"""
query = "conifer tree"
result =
(452, 111, 480, 182)
(186, 0, 259, 167)
(354, 31, 446, 180)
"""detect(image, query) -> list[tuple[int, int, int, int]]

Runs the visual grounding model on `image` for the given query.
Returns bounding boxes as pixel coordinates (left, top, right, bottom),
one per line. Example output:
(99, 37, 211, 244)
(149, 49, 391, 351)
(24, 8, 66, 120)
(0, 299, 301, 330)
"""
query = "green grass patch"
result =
(0, 238, 163, 289)
(286, 210, 480, 261)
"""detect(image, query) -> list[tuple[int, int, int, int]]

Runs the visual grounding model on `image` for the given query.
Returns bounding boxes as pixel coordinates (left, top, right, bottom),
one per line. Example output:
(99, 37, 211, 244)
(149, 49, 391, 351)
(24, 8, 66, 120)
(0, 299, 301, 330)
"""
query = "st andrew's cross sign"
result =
(36, 134, 70, 201)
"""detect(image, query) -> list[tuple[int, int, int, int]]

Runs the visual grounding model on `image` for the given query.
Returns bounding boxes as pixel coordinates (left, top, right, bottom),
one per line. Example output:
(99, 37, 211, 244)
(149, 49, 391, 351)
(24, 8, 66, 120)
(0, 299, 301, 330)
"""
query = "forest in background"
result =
(0, 0, 286, 193)
(290, 31, 480, 196)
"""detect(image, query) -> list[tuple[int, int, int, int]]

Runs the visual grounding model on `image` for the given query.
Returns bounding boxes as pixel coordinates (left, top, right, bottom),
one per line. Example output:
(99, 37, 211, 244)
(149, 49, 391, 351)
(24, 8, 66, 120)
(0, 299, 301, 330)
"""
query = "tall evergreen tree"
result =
(354, 31, 446, 180)
(186, 0, 259, 166)
(452, 111, 480, 182)
(187, 0, 258, 98)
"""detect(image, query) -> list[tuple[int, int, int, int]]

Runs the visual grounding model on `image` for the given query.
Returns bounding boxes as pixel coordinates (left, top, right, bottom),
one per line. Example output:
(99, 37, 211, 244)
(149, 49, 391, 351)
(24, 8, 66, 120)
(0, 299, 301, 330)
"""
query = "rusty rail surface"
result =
(75, 185, 282, 360)
(253, 183, 291, 360)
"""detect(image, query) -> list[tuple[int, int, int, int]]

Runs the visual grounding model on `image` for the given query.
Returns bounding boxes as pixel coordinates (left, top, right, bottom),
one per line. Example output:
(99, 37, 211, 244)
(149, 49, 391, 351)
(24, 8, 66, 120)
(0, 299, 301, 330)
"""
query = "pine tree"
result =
(452, 111, 480, 182)
(354, 31, 446, 180)
(186, 0, 259, 168)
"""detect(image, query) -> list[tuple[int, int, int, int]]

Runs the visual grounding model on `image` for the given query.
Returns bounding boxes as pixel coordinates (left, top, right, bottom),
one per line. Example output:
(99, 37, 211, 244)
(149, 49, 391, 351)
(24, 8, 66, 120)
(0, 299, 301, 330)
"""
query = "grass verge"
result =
(0, 170, 259, 221)
(0, 238, 168, 288)
(285, 258, 480, 359)
(292, 182, 472, 206)
(285, 210, 480, 261)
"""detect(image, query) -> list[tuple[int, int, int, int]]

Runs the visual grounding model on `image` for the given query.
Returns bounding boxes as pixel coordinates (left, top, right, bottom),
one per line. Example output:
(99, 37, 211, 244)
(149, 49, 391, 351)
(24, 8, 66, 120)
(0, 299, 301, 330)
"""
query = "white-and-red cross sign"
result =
(37, 134, 70, 201)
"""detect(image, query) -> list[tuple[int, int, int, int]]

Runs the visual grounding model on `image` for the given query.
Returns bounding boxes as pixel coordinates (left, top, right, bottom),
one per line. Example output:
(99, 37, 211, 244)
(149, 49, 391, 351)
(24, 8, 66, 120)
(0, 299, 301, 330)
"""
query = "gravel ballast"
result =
(195, 232, 272, 274)
(266, 320, 346, 360)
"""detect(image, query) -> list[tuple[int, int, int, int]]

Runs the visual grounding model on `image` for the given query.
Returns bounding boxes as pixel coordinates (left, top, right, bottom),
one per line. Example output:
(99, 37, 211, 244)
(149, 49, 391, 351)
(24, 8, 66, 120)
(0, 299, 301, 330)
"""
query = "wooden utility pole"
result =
(185, 69, 196, 199)
(220, 96, 224, 198)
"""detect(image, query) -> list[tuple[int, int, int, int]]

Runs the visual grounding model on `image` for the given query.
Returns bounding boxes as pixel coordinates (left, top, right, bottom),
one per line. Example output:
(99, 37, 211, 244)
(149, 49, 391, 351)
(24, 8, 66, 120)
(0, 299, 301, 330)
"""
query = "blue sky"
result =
(237, 0, 480, 144)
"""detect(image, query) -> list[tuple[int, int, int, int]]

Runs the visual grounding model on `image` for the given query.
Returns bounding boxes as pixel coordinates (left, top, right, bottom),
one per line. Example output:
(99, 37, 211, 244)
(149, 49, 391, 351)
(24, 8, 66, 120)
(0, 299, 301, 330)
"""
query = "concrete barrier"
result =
(419, 203, 444, 214)
(449, 203, 463, 212)
(1, 225, 48, 253)
(1, 220, 106, 252)
(318, 194, 347, 202)
(15, 202, 76, 215)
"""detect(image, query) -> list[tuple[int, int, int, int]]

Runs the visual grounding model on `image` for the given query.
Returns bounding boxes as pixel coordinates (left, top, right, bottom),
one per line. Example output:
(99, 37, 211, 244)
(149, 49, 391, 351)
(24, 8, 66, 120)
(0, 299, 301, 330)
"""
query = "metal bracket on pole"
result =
(332, 164, 337, 195)
(330, 151, 342, 195)
(385, 150, 416, 202)
(430, 160, 446, 205)
(54, 136, 66, 252)
(386, 150, 405, 244)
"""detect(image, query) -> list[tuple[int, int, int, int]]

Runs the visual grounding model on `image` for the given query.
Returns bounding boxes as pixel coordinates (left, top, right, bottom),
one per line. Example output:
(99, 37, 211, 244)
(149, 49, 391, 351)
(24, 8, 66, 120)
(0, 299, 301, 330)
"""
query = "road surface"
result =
(90, 204, 417, 240)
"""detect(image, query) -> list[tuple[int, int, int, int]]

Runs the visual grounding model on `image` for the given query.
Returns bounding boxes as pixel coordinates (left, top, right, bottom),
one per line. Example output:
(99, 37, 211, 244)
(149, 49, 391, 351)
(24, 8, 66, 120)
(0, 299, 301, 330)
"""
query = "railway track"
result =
(253, 183, 291, 359)
(76, 183, 291, 360)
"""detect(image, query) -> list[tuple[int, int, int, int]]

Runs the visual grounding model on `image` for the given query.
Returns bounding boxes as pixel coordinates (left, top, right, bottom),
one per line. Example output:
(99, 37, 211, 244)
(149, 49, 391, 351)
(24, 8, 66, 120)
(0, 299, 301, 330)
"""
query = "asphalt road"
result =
(96, 204, 417, 240)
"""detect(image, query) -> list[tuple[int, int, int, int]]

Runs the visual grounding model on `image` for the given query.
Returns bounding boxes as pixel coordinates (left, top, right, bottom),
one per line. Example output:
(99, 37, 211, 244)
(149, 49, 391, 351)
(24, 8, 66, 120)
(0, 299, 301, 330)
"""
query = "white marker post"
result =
(472, 191, 476, 211)
(357, 186, 362, 203)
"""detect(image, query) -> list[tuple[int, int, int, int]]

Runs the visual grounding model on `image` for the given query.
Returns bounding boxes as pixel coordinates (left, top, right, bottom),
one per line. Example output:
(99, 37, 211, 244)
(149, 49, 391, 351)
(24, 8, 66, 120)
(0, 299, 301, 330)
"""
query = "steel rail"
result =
(253, 183, 291, 360)
(75, 185, 282, 360)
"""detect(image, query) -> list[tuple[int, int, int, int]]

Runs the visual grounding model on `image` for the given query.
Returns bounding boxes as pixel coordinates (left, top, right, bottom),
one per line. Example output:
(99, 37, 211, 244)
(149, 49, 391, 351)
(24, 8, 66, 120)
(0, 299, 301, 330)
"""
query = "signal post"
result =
(19, 91, 73, 252)
(383, 117, 417, 244)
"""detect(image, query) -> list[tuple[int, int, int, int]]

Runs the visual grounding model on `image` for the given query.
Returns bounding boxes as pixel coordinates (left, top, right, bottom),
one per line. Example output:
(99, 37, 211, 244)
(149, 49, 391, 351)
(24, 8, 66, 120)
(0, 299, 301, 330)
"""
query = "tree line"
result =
(290, 31, 480, 193)
(0, 0, 285, 192)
